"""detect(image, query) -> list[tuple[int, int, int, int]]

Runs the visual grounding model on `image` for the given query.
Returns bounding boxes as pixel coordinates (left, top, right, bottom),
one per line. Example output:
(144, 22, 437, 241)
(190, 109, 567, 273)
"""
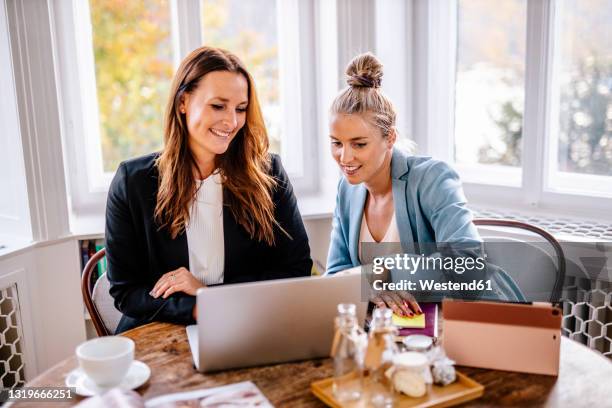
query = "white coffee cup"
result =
(76, 336, 135, 388)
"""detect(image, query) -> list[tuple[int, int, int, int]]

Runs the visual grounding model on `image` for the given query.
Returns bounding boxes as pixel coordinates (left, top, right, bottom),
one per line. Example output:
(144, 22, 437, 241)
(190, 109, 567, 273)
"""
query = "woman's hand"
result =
(150, 267, 205, 299)
(371, 290, 422, 317)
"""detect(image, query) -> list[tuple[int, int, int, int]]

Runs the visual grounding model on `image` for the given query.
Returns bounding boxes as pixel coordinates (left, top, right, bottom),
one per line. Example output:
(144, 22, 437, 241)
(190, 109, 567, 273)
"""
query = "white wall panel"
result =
(0, 239, 86, 378)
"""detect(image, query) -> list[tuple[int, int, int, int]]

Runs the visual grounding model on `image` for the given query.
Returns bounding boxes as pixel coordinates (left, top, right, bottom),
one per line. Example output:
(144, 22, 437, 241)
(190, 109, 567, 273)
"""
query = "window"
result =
(90, 0, 173, 174)
(548, 0, 612, 197)
(55, 0, 318, 217)
(454, 0, 526, 186)
(201, 0, 281, 154)
(0, 4, 31, 241)
(410, 0, 612, 214)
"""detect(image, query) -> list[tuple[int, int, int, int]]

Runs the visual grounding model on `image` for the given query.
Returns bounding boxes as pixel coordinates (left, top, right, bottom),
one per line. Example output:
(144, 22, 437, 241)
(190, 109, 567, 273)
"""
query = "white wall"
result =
(0, 239, 87, 378)
(303, 217, 333, 273)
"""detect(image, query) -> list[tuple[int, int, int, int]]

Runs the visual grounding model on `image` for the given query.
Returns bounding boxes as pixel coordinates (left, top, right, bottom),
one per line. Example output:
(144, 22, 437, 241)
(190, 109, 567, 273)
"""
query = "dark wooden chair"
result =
(473, 218, 566, 303)
(81, 248, 121, 336)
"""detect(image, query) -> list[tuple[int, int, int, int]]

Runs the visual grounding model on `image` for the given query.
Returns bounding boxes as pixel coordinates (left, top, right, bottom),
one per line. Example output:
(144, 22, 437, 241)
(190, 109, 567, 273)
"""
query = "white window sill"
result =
(69, 212, 105, 240)
(66, 189, 611, 240)
(0, 234, 34, 260)
(297, 191, 335, 220)
(0, 234, 79, 261)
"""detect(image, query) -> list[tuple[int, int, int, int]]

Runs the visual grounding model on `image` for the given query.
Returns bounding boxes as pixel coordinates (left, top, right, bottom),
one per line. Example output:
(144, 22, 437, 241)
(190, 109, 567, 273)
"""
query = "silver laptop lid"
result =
(194, 272, 367, 372)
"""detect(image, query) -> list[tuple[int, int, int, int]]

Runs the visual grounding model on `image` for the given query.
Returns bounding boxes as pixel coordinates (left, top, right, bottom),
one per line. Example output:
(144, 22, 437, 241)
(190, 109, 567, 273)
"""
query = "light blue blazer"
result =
(325, 148, 524, 302)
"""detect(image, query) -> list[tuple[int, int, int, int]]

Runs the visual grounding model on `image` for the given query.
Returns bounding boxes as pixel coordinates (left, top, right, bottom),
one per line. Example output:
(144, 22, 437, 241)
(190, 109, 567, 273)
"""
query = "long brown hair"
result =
(154, 46, 278, 245)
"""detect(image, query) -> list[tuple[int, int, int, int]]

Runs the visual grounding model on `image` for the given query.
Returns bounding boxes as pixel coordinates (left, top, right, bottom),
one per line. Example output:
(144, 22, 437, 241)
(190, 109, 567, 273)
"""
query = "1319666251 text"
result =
(1, 387, 76, 403)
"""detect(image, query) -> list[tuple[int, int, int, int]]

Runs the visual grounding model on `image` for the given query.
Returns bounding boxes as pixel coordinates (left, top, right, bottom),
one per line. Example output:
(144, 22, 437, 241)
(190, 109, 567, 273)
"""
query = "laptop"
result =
(443, 299, 562, 375)
(186, 272, 368, 372)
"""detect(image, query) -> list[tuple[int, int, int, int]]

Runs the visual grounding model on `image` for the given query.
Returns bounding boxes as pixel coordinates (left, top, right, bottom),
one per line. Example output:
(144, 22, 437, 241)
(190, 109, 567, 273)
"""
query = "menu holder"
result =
(310, 371, 484, 408)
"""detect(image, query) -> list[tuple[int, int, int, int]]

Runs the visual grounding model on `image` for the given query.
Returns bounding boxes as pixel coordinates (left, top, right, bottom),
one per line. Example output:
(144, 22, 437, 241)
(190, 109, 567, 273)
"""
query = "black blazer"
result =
(105, 153, 313, 333)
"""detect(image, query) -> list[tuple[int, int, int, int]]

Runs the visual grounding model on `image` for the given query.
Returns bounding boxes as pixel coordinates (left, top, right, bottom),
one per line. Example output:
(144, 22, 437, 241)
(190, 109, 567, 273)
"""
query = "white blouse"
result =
(186, 172, 225, 286)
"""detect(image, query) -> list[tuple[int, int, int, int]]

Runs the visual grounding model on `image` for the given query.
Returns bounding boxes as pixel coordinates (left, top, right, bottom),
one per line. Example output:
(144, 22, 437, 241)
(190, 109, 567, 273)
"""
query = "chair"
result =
(81, 248, 122, 336)
(473, 219, 566, 303)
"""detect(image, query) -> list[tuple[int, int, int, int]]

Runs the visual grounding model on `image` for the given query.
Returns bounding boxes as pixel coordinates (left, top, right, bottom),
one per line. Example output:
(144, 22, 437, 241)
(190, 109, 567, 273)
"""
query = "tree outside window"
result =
(90, 0, 173, 173)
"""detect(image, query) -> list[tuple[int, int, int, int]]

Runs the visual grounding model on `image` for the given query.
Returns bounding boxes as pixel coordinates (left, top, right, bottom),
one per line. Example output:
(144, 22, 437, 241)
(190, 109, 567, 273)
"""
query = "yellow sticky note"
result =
(392, 312, 426, 328)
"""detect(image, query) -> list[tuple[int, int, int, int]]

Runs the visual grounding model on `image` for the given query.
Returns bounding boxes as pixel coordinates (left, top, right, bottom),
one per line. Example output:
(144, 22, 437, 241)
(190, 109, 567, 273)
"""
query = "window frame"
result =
(276, 0, 319, 192)
(452, 0, 526, 188)
(0, 1, 31, 240)
(544, 0, 612, 200)
(54, 0, 319, 218)
(374, 0, 412, 145)
(411, 0, 612, 219)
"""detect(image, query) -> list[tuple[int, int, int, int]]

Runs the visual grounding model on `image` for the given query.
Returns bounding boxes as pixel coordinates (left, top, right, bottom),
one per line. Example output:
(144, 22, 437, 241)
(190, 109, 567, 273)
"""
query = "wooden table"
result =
(14, 322, 612, 407)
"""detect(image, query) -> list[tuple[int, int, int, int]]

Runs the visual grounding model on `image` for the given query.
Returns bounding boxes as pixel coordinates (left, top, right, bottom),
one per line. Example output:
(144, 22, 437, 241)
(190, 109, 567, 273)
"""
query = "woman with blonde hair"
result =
(105, 46, 312, 333)
(325, 53, 523, 316)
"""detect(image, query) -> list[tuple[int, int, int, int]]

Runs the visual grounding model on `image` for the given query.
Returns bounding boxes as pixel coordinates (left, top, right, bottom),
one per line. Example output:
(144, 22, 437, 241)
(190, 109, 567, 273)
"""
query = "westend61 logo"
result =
(372, 254, 487, 275)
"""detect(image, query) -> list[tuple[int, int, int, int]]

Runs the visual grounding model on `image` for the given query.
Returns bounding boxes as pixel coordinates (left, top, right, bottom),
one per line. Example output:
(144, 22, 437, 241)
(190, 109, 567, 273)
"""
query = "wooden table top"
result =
(14, 321, 612, 407)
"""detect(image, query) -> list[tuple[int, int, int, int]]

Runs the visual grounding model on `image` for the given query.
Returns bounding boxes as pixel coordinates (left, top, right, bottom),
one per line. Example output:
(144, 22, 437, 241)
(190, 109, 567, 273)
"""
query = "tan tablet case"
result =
(443, 300, 562, 376)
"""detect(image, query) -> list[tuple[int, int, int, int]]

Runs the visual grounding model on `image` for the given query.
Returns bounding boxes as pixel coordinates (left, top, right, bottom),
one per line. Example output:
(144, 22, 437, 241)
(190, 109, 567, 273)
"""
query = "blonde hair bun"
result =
(345, 52, 383, 88)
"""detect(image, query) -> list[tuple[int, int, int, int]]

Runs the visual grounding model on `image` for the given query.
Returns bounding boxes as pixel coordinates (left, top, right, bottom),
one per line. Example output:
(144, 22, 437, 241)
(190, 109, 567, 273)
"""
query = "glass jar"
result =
(392, 352, 431, 398)
(332, 303, 365, 402)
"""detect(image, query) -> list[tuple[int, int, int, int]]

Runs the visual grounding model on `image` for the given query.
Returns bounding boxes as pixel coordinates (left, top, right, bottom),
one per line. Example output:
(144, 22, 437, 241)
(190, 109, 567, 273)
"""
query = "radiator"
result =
(562, 278, 611, 358)
(0, 283, 26, 388)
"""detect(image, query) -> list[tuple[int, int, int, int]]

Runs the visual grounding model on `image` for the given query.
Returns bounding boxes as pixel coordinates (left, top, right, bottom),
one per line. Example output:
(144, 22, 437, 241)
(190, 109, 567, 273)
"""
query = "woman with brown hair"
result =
(105, 46, 312, 333)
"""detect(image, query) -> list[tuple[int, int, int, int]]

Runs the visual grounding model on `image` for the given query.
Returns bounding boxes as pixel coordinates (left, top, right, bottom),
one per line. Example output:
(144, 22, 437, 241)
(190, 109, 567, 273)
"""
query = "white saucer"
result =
(65, 360, 151, 396)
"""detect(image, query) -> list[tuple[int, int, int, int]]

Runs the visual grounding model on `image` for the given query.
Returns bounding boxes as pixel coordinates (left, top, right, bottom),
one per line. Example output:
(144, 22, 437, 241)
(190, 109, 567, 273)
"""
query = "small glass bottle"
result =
(369, 333, 397, 407)
(365, 307, 396, 373)
(332, 303, 365, 402)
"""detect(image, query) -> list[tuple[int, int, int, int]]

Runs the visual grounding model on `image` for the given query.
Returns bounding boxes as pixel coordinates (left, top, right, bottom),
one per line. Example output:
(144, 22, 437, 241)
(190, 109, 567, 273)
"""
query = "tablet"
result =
(443, 300, 562, 375)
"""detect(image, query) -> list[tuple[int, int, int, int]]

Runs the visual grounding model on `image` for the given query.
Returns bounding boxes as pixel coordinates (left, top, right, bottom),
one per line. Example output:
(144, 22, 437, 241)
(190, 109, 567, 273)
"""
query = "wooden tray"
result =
(311, 371, 484, 408)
